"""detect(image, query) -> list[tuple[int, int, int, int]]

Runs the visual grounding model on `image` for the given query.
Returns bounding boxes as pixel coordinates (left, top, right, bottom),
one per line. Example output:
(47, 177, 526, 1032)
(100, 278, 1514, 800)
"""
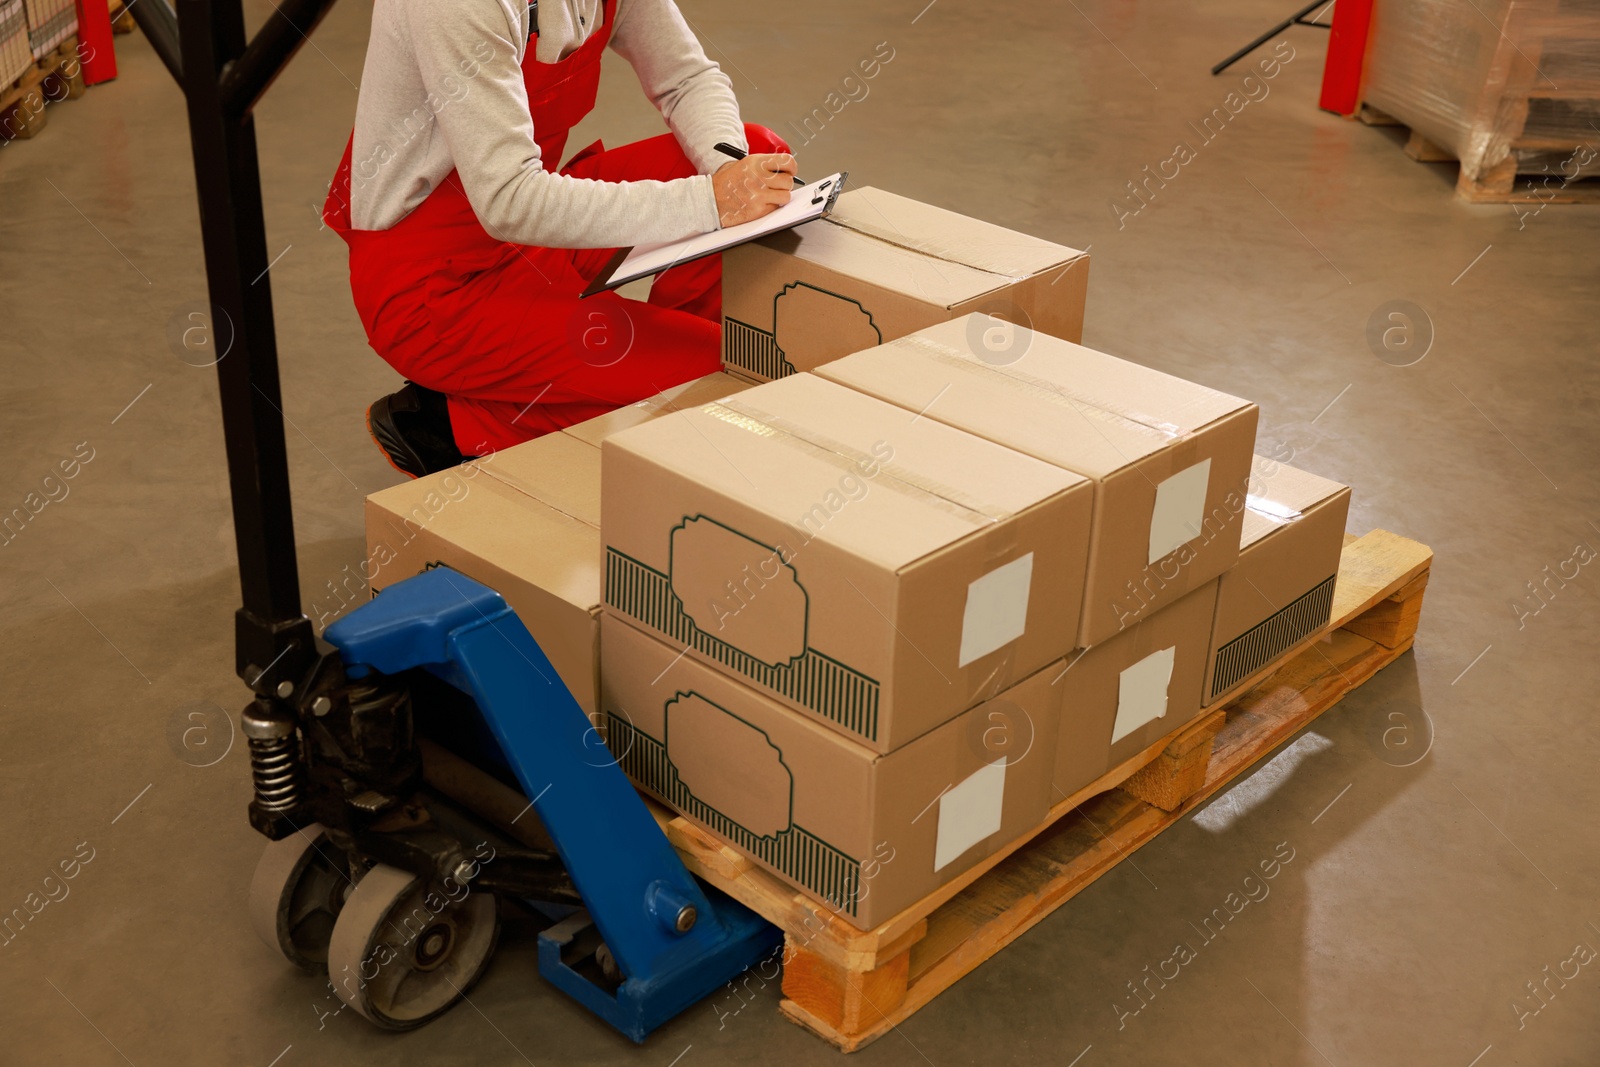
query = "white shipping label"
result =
(1112, 646, 1176, 743)
(934, 757, 1008, 871)
(1149, 458, 1213, 564)
(958, 553, 1034, 667)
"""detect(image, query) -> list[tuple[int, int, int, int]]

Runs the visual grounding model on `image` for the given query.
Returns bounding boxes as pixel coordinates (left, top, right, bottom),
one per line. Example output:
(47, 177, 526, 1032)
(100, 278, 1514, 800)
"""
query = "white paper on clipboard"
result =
(582, 172, 847, 297)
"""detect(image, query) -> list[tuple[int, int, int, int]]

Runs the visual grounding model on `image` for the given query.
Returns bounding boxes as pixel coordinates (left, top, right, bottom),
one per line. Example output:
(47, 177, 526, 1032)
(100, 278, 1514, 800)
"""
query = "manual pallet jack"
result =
(129, 0, 779, 1040)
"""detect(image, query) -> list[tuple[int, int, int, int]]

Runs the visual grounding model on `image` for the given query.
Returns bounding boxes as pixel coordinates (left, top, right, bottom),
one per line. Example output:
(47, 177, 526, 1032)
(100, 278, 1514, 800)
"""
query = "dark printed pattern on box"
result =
(723, 319, 796, 381)
(1209, 575, 1336, 702)
(605, 711, 863, 917)
(724, 281, 884, 381)
(604, 546, 882, 742)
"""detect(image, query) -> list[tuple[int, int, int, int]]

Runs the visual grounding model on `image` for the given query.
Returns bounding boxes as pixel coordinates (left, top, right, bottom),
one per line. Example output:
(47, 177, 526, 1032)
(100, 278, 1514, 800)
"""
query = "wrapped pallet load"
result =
(1, 0, 29, 87)
(1361, 0, 1600, 198)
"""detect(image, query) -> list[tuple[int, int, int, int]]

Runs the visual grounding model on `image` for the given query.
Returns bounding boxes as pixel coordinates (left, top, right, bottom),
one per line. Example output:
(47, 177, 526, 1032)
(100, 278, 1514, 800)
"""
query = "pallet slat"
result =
(1365, 107, 1600, 204)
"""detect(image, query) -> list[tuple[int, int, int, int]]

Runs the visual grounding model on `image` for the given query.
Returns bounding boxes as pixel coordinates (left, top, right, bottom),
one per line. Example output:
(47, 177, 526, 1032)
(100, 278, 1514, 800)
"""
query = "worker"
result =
(321, 0, 795, 477)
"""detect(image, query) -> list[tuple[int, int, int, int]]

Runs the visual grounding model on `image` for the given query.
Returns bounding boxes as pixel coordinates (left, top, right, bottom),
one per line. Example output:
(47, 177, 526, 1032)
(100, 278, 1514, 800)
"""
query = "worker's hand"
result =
(713, 153, 797, 227)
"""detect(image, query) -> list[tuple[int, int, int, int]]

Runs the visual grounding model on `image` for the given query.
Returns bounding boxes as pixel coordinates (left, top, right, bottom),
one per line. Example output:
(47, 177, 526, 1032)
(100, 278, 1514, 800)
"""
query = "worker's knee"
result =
(744, 123, 791, 156)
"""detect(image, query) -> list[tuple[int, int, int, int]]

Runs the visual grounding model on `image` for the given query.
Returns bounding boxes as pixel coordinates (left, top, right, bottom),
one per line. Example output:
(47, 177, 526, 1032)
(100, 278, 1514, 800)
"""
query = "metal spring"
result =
(249, 735, 301, 812)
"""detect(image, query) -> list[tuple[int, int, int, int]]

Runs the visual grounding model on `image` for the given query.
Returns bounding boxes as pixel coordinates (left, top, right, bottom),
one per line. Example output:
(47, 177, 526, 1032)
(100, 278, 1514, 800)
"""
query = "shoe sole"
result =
(366, 395, 426, 480)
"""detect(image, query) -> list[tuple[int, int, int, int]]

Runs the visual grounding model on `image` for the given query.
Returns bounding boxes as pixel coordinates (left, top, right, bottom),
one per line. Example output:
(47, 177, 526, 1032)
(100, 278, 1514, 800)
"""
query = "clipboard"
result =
(581, 172, 848, 298)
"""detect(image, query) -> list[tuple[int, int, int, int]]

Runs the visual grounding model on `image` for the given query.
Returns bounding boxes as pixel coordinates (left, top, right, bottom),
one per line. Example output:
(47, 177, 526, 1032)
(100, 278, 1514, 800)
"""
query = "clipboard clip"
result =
(812, 171, 847, 213)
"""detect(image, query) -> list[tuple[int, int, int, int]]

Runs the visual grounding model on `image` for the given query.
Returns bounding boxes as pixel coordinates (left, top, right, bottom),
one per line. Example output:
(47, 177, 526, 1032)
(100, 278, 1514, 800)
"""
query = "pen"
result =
(713, 141, 804, 187)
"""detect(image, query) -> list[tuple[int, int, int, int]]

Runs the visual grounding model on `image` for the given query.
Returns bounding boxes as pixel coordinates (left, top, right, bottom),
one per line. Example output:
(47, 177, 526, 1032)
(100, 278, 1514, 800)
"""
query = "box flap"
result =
(604, 373, 1085, 573)
(1242, 455, 1350, 549)
(774, 187, 1085, 309)
(367, 472, 600, 612)
(476, 434, 602, 528)
(818, 316, 1252, 479)
(829, 187, 1084, 281)
(562, 371, 754, 448)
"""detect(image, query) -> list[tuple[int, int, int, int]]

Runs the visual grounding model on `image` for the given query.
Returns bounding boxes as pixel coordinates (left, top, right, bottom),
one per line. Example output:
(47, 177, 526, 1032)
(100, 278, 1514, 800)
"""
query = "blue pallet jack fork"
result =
(325, 567, 779, 1040)
(128, 0, 779, 1041)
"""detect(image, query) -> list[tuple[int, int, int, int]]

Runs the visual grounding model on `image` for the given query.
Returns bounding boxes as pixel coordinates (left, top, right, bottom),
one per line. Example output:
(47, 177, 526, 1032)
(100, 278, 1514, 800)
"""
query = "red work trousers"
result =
(370, 124, 788, 456)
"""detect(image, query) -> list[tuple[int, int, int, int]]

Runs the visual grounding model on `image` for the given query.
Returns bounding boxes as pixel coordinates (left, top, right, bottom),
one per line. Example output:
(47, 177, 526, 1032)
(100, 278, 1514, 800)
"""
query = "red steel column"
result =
(1319, 0, 1374, 116)
(74, 0, 117, 84)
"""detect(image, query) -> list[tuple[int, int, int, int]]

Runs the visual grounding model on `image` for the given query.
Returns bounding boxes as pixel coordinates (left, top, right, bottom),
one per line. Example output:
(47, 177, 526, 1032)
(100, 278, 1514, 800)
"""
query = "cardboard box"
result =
(600, 372, 1093, 752)
(365, 452, 604, 715)
(1205, 456, 1351, 706)
(363, 373, 754, 715)
(721, 186, 1089, 383)
(815, 316, 1258, 648)
(601, 612, 1063, 929)
(1052, 579, 1219, 799)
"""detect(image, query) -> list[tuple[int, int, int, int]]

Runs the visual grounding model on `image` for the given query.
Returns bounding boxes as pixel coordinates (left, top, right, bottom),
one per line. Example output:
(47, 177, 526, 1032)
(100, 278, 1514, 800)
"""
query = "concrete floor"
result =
(3, 0, 1598, 1063)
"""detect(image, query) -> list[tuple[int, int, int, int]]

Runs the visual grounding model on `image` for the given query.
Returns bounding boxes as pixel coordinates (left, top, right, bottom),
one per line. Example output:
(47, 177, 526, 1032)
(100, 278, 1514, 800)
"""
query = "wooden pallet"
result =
(1358, 104, 1600, 204)
(1355, 0, 1600, 207)
(0, 34, 85, 142)
(1407, 127, 1600, 205)
(660, 528, 1432, 1052)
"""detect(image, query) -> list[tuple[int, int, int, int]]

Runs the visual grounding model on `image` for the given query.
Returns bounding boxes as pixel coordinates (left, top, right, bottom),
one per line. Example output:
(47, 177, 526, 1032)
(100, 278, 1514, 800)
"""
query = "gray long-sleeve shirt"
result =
(349, 0, 745, 248)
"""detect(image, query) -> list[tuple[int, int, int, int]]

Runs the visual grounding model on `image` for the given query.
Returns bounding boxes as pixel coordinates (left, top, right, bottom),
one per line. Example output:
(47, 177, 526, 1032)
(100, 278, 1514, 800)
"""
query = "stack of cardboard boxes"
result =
(366, 188, 1351, 931)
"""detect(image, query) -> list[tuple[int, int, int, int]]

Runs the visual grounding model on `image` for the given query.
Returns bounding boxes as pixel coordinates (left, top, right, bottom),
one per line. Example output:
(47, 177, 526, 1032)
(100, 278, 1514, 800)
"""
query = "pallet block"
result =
(0, 35, 82, 141)
(657, 528, 1433, 1052)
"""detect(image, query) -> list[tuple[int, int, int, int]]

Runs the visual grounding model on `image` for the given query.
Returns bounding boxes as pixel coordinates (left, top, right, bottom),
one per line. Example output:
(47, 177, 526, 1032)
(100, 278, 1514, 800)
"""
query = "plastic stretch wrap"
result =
(1, 0, 30, 88)
(23, 0, 74, 59)
(1362, 0, 1600, 182)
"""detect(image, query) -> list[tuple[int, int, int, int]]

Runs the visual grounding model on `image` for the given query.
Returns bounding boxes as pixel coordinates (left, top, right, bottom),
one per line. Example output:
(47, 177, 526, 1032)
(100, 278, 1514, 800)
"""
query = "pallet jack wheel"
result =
(325, 863, 500, 1030)
(248, 823, 352, 971)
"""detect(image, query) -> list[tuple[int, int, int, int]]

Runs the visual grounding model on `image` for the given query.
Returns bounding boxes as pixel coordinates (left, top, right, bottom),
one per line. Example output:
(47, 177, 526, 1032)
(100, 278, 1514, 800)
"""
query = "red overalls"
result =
(321, 0, 786, 456)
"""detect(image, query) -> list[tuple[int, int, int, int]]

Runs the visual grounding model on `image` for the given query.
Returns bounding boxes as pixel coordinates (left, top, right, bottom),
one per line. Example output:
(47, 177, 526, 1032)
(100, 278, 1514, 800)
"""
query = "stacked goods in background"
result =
(1360, 0, 1600, 200)
(364, 373, 753, 718)
(23, 0, 73, 57)
(2, 0, 84, 142)
(0, 0, 29, 87)
(719, 186, 1089, 382)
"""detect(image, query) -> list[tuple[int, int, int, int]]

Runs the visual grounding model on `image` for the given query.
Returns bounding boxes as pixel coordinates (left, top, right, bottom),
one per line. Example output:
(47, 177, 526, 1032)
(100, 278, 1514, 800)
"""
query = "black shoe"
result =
(366, 383, 466, 478)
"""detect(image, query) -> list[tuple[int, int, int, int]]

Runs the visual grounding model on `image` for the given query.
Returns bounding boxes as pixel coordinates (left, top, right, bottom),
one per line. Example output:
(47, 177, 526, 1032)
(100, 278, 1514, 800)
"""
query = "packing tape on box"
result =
(823, 215, 1038, 283)
(1244, 494, 1304, 524)
(886, 334, 1188, 441)
(962, 645, 1023, 702)
(703, 399, 1012, 529)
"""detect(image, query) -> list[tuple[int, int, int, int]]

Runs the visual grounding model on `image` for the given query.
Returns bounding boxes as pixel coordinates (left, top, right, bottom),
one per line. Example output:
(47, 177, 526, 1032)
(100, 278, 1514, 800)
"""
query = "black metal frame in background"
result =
(129, 0, 338, 695)
(1210, 0, 1332, 76)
